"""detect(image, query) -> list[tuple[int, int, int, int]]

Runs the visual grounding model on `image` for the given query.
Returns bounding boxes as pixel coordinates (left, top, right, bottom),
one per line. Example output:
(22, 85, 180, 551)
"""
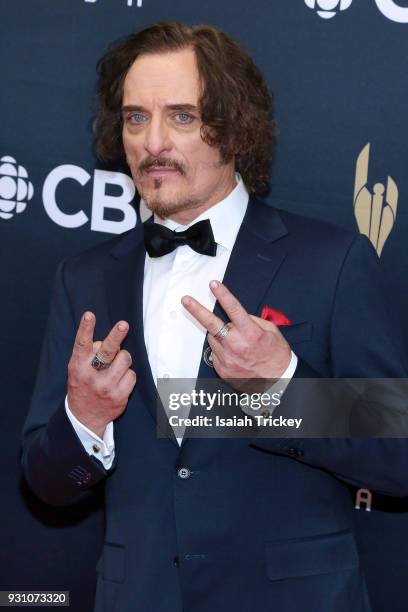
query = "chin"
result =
(145, 200, 190, 220)
(142, 191, 202, 219)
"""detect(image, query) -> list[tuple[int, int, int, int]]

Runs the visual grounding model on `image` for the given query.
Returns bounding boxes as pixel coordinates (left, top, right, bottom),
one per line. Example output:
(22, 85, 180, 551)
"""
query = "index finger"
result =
(181, 295, 225, 337)
(73, 311, 96, 356)
(97, 320, 129, 363)
(209, 281, 253, 332)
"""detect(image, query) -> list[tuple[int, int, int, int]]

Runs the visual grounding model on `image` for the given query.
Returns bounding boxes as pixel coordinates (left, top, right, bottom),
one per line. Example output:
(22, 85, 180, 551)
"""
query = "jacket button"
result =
(177, 467, 191, 479)
(174, 556, 180, 568)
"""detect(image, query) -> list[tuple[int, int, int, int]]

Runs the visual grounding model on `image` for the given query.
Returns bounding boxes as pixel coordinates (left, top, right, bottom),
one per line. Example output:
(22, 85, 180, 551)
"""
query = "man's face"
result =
(121, 48, 236, 221)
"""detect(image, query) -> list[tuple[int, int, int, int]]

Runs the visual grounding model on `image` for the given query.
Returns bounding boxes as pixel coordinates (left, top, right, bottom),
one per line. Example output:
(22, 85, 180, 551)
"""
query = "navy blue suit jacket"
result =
(21, 196, 408, 612)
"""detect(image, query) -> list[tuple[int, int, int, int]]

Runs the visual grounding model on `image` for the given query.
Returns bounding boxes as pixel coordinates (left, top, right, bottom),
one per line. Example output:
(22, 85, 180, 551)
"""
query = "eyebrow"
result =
(121, 103, 199, 114)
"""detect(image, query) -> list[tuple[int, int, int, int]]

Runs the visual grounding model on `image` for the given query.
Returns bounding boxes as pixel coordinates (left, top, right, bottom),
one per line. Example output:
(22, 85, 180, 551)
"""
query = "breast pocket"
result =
(279, 321, 313, 345)
(265, 530, 359, 581)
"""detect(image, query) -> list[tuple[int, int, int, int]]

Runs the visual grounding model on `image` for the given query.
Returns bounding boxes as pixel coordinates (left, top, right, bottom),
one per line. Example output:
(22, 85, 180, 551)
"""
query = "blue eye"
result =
(128, 113, 147, 123)
(175, 113, 193, 123)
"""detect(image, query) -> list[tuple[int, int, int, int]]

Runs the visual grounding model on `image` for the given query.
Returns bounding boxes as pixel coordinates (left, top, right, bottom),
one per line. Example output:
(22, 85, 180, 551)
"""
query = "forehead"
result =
(122, 48, 200, 107)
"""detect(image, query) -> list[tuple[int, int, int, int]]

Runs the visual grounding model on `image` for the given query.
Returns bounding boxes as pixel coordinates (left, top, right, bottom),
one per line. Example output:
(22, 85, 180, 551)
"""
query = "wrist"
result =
(66, 396, 107, 439)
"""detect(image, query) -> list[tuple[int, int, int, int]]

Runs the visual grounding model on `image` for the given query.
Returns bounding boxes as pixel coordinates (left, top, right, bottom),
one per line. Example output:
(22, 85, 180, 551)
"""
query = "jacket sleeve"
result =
(252, 235, 408, 497)
(20, 260, 115, 506)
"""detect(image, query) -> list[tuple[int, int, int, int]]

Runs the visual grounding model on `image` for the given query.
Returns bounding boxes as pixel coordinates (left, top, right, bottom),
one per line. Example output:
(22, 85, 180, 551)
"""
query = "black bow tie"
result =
(144, 219, 217, 258)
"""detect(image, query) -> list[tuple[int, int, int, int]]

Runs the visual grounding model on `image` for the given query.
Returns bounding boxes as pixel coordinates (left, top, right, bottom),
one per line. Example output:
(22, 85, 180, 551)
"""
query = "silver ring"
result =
(214, 322, 231, 340)
(91, 353, 111, 371)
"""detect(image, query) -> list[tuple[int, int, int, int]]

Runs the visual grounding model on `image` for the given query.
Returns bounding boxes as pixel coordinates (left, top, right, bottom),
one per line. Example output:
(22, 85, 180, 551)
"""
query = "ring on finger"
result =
(91, 353, 112, 371)
(214, 322, 232, 340)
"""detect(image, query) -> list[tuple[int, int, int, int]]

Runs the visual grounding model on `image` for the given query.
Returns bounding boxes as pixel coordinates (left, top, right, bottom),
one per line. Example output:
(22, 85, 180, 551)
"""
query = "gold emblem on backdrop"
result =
(354, 143, 398, 256)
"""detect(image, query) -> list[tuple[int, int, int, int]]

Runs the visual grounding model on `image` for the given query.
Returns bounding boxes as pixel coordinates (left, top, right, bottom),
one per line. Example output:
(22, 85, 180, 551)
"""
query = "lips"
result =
(144, 167, 180, 180)
(145, 167, 178, 173)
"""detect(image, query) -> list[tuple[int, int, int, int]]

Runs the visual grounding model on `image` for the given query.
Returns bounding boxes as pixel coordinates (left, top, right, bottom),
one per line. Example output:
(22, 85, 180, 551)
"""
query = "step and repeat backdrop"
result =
(1, 1, 407, 610)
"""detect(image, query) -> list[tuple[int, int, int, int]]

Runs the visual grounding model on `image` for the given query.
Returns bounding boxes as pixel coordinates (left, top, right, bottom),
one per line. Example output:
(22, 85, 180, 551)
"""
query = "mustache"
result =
(138, 157, 186, 176)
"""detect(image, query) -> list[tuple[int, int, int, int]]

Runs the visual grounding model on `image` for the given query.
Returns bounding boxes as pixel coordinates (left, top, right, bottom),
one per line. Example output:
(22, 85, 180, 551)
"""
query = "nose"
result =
(144, 116, 172, 158)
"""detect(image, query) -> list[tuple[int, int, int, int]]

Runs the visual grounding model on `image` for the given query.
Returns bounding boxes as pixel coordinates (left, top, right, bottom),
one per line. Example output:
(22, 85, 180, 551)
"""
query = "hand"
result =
(181, 281, 291, 392)
(67, 312, 136, 438)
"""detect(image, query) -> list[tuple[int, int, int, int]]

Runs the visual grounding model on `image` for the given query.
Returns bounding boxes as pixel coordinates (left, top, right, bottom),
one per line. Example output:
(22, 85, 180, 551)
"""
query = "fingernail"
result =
(118, 322, 128, 332)
(181, 296, 191, 307)
(84, 312, 92, 321)
(210, 280, 219, 290)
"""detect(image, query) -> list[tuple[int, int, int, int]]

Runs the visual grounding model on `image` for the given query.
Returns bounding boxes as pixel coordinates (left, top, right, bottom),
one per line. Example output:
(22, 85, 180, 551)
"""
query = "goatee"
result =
(142, 193, 204, 220)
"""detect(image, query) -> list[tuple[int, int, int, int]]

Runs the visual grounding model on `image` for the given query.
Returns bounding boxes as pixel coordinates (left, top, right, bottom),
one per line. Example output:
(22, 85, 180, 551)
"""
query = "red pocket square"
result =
(260, 306, 292, 327)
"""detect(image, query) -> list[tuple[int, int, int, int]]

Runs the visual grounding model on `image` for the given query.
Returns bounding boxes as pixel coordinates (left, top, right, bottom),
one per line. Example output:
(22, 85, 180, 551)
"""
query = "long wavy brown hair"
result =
(94, 21, 275, 194)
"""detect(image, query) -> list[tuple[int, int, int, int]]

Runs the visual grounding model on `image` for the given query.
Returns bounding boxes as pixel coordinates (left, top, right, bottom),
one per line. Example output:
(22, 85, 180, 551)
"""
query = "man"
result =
(21, 21, 407, 612)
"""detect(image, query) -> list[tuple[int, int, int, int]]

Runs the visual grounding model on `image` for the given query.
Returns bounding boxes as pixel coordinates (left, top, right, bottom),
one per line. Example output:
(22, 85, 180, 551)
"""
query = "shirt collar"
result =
(148, 174, 249, 251)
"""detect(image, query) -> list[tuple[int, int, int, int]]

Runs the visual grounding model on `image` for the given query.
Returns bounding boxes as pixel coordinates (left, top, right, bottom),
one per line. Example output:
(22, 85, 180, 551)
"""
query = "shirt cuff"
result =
(280, 350, 298, 381)
(239, 351, 298, 416)
(65, 396, 115, 470)
(262, 350, 298, 412)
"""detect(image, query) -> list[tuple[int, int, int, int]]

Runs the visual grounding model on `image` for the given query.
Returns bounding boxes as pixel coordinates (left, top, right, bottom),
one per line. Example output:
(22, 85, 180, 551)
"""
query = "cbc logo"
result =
(0, 156, 34, 220)
(0, 156, 153, 234)
(305, 0, 408, 21)
(374, 0, 408, 22)
(304, 0, 352, 19)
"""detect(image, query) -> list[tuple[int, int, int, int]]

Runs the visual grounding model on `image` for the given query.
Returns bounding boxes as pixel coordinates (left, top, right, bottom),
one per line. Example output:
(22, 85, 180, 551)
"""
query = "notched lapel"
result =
(183, 200, 289, 449)
(196, 199, 289, 382)
(104, 237, 149, 403)
(104, 228, 178, 445)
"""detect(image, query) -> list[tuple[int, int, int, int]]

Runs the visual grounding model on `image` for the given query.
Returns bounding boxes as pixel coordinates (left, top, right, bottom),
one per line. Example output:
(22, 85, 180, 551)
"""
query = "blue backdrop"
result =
(1, 1, 407, 610)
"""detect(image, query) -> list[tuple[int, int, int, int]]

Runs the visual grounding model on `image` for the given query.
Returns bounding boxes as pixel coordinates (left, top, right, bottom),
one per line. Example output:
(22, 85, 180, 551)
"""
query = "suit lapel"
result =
(104, 224, 179, 446)
(197, 196, 289, 381)
(182, 197, 289, 446)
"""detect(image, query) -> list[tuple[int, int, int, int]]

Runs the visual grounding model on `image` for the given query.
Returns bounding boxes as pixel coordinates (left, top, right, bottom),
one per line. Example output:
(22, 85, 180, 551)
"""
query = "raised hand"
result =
(181, 280, 291, 389)
(67, 312, 136, 437)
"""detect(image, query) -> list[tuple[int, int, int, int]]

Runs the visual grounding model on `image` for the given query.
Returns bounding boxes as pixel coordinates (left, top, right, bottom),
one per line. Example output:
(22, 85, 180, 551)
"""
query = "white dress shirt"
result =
(66, 175, 297, 468)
